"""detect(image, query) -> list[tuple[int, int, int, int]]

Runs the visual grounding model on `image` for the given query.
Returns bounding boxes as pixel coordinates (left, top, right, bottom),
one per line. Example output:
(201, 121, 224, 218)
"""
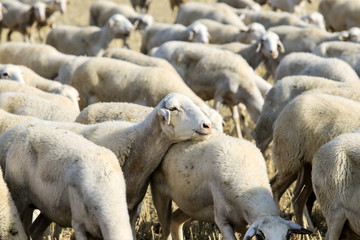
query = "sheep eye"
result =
(169, 107, 179, 111)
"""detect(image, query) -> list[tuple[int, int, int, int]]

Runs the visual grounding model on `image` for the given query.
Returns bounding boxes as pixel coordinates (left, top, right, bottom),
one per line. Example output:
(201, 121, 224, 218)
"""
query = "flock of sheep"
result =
(0, 0, 360, 239)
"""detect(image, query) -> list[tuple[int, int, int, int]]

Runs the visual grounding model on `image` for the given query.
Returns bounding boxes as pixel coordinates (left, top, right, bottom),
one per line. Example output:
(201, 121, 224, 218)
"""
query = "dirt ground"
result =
(3, 0, 327, 239)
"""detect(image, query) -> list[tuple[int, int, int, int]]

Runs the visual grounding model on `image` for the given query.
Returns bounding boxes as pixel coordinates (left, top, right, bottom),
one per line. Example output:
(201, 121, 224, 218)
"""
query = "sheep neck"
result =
(119, 111, 174, 211)
(93, 25, 114, 55)
(238, 43, 263, 70)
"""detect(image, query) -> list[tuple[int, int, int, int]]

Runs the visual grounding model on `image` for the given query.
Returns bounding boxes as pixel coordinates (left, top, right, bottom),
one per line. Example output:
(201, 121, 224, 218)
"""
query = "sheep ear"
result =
(277, 40, 285, 53)
(187, 30, 195, 41)
(338, 32, 348, 41)
(287, 221, 312, 235)
(243, 224, 257, 240)
(158, 108, 171, 125)
(256, 42, 262, 52)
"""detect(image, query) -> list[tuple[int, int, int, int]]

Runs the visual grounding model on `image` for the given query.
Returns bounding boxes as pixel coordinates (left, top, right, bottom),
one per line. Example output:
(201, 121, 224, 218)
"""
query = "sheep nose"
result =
(202, 123, 212, 133)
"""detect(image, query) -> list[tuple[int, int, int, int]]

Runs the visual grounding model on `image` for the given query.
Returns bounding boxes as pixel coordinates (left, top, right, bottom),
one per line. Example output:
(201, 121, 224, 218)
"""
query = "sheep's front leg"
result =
(29, 212, 52, 240)
(170, 209, 191, 240)
(231, 105, 243, 138)
(325, 206, 346, 240)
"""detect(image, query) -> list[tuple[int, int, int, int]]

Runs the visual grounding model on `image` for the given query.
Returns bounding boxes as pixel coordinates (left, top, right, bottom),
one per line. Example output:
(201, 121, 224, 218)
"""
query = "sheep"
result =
(175, 2, 247, 30)
(338, 27, 360, 43)
(318, 0, 360, 32)
(0, 80, 79, 111)
(0, 42, 74, 79)
(55, 56, 90, 85)
(0, 92, 213, 237)
(1, 0, 46, 42)
(253, 75, 360, 152)
(312, 41, 360, 77)
(153, 41, 264, 137)
(169, 0, 188, 11)
(269, 0, 310, 13)
(300, 11, 326, 29)
(0, 109, 37, 136)
(274, 52, 360, 83)
(0, 64, 80, 111)
(0, 166, 28, 240)
(90, 0, 154, 31)
(102, 48, 179, 75)
(194, 19, 266, 44)
(4, 125, 133, 240)
(217, 0, 262, 10)
(236, 8, 314, 28)
(69, 57, 224, 132)
(271, 93, 360, 228)
(312, 132, 360, 240)
(76, 102, 153, 125)
(130, 0, 152, 13)
(140, 22, 209, 54)
(46, 13, 134, 55)
(0, 92, 78, 122)
(34, 0, 68, 42)
(74, 102, 312, 240)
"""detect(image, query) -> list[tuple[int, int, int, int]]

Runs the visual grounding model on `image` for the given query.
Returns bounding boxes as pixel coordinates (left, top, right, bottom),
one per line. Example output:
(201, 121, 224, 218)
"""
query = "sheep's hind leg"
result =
(171, 209, 191, 240)
(325, 206, 347, 240)
(270, 171, 297, 203)
(231, 105, 243, 138)
(29, 212, 52, 240)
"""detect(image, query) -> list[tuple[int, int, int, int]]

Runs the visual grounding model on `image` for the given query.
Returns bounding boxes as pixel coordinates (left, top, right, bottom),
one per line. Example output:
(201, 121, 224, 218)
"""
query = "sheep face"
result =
(258, 31, 284, 59)
(0, 64, 25, 84)
(238, 22, 266, 44)
(33, 2, 47, 23)
(339, 27, 360, 43)
(187, 22, 210, 44)
(133, 14, 154, 30)
(157, 93, 212, 141)
(107, 14, 134, 38)
(243, 216, 312, 240)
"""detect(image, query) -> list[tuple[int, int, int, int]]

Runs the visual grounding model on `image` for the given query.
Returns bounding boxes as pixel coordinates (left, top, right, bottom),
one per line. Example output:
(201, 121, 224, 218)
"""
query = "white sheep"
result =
(102, 48, 179, 75)
(217, 0, 261, 10)
(0, 80, 79, 111)
(195, 19, 266, 44)
(312, 41, 360, 77)
(269, 0, 310, 13)
(46, 13, 134, 55)
(0, 92, 78, 122)
(253, 75, 360, 152)
(0, 166, 27, 240)
(140, 22, 210, 54)
(312, 132, 360, 240)
(0, 42, 74, 79)
(74, 102, 312, 240)
(4, 125, 133, 240)
(300, 11, 326, 29)
(0, 92, 213, 237)
(0, 109, 37, 135)
(0, 64, 80, 111)
(90, 0, 154, 31)
(175, 2, 247, 30)
(274, 52, 360, 83)
(318, 0, 360, 32)
(69, 57, 224, 132)
(271, 93, 360, 228)
(338, 27, 360, 43)
(153, 41, 264, 137)
(55, 55, 90, 85)
(1, 0, 46, 42)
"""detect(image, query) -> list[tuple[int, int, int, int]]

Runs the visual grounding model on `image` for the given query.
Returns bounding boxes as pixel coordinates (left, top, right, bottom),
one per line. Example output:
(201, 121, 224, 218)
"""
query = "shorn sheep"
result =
(0, 166, 27, 240)
(75, 102, 312, 240)
(69, 57, 224, 132)
(140, 22, 210, 54)
(0, 92, 79, 122)
(0, 93, 213, 238)
(90, 0, 154, 31)
(0, 80, 79, 111)
(274, 52, 360, 83)
(252, 76, 360, 152)
(312, 132, 360, 240)
(0, 64, 80, 111)
(0, 42, 74, 79)
(269, 0, 311, 13)
(153, 41, 264, 137)
(4, 125, 133, 240)
(271, 93, 360, 228)
(46, 13, 134, 55)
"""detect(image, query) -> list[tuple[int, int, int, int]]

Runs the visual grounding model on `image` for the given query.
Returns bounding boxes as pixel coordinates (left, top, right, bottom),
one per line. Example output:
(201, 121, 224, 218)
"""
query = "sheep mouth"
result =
(195, 130, 212, 139)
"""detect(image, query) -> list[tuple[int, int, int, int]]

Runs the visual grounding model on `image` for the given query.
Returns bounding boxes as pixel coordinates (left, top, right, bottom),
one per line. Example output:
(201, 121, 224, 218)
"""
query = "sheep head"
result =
(243, 216, 312, 240)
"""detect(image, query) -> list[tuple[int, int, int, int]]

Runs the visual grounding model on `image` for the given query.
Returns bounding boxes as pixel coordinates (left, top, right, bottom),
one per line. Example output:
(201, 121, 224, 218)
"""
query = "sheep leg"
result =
(231, 105, 243, 138)
(270, 171, 297, 203)
(170, 209, 191, 240)
(29, 212, 52, 240)
(325, 206, 347, 240)
(150, 182, 172, 239)
(292, 165, 314, 230)
(7, 30, 13, 42)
